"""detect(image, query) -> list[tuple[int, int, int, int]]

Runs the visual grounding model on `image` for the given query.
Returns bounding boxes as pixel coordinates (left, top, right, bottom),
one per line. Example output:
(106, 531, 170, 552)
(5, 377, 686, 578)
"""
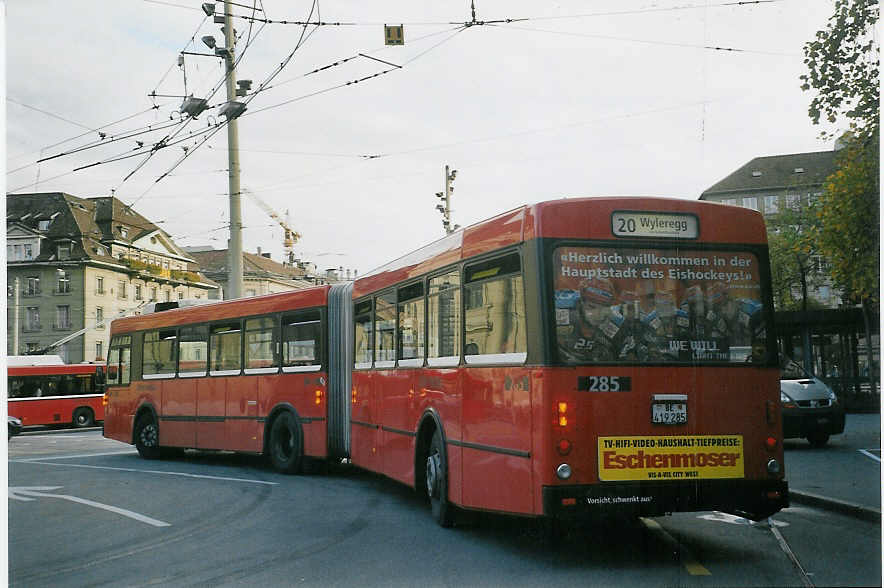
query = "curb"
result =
(789, 489, 881, 523)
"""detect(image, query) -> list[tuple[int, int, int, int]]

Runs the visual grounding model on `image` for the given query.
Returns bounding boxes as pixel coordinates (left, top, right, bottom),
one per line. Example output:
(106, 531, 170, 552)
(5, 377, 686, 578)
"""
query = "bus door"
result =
(200, 322, 243, 450)
(225, 376, 260, 452)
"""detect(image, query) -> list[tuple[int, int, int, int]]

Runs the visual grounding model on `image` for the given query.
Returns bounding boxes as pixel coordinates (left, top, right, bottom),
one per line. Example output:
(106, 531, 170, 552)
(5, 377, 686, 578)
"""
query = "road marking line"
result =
(769, 520, 814, 587)
(13, 459, 279, 485)
(859, 449, 881, 463)
(12, 450, 137, 462)
(640, 517, 711, 576)
(9, 486, 170, 527)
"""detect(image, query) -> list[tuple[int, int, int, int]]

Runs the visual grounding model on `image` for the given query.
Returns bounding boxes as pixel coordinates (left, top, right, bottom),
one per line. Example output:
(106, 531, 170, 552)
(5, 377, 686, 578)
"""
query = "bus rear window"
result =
(553, 245, 769, 364)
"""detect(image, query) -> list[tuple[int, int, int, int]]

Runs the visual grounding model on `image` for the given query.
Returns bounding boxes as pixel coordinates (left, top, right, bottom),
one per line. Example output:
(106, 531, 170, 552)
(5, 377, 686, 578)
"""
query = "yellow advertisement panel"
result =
(598, 435, 744, 481)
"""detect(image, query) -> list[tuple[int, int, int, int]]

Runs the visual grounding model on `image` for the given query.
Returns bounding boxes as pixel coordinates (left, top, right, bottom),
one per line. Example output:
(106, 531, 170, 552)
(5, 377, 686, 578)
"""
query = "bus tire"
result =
(73, 407, 94, 428)
(269, 411, 303, 474)
(134, 414, 162, 459)
(426, 429, 454, 527)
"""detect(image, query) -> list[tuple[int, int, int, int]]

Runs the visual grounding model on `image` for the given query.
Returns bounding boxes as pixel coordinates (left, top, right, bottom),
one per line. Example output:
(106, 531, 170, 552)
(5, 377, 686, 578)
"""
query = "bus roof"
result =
(354, 196, 767, 297)
(7, 355, 66, 367)
(110, 284, 332, 335)
(8, 363, 103, 376)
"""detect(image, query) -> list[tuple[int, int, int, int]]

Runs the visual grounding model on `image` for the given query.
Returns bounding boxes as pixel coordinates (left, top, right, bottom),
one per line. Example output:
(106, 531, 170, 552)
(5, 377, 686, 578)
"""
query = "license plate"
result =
(652, 402, 687, 425)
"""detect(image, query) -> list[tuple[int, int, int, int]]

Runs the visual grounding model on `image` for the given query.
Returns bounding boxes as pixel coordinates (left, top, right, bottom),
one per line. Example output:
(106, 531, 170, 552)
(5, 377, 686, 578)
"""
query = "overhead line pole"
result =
(224, 0, 244, 299)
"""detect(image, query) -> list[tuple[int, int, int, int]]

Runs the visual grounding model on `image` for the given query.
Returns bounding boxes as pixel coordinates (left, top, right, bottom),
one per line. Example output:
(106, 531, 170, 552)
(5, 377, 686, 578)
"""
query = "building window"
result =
(119, 226, 129, 238)
(25, 307, 40, 331)
(721, 198, 737, 206)
(96, 341, 104, 361)
(37, 219, 50, 231)
(96, 307, 105, 328)
(246, 289, 257, 297)
(134, 284, 143, 301)
(12, 244, 21, 260)
(150, 287, 158, 301)
(57, 242, 71, 260)
(785, 193, 801, 210)
(764, 195, 779, 214)
(117, 281, 128, 300)
(164, 290, 171, 302)
(23, 244, 33, 259)
(177, 291, 184, 300)
(57, 270, 71, 294)
(96, 276, 105, 294)
(25, 342, 40, 354)
(55, 305, 71, 330)
(25, 277, 40, 296)
(742, 197, 759, 211)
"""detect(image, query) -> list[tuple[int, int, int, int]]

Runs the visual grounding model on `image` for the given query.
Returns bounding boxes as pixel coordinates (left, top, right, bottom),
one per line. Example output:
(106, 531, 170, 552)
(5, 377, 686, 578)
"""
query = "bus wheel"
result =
(134, 414, 161, 459)
(269, 411, 303, 474)
(807, 431, 830, 448)
(426, 429, 454, 527)
(73, 408, 94, 428)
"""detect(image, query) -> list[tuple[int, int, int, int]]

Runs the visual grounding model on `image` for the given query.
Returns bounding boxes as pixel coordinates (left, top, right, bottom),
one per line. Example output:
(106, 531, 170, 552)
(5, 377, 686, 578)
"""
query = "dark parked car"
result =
(8, 415, 23, 440)
(780, 358, 845, 447)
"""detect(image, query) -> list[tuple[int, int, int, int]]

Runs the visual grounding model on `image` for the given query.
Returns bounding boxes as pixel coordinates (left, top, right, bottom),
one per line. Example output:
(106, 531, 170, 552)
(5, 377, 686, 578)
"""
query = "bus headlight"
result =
(556, 463, 572, 480)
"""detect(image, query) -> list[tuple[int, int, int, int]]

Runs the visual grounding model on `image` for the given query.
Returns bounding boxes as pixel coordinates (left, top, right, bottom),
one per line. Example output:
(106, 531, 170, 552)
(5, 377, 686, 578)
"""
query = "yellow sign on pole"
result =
(385, 24, 404, 46)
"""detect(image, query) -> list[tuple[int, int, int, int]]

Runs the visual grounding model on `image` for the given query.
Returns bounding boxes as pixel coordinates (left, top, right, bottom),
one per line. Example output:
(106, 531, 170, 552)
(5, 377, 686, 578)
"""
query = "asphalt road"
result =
(8, 427, 882, 587)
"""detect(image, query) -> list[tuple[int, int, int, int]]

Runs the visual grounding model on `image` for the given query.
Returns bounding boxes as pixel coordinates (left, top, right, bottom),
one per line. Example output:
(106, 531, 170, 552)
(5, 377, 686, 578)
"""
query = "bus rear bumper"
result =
(543, 479, 789, 522)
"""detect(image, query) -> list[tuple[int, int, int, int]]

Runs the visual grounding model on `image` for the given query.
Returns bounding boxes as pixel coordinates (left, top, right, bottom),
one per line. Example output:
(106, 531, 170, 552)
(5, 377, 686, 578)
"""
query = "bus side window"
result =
(463, 252, 527, 364)
(282, 310, 322, 370)
(143, 329, 178, 378)
(107, 335, 132, 385)
(375, 292, 396, 368)
(210, 322, 242, 374)
(179, 325, 208, 376)
(428, 270, 461, 366)
(397, 282, 425, 366)
(107, 348, 120, 384)
(245, 316, 278, 371)
(354, 300, 374, 369)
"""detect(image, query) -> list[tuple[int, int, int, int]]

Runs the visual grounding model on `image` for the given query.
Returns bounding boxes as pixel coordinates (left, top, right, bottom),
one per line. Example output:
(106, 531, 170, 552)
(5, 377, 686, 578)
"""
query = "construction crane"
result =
(242, 188, 301, 264)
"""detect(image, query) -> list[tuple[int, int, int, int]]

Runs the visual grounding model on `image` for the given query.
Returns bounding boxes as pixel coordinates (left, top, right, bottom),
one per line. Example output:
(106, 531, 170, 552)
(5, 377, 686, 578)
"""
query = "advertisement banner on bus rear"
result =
(553, 246, 768, 364)
(598, 435, 744, 481)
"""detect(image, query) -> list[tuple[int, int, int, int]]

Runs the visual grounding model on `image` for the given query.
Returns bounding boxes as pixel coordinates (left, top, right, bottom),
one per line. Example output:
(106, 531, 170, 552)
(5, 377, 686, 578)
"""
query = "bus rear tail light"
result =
(557, 438, 572, 456)
(556, 402, 568, 427)
(102, 393, 108, 407)
(315, 390, 323, 405)
(765, 436, 778, 451)
(351, 387, 357, 404)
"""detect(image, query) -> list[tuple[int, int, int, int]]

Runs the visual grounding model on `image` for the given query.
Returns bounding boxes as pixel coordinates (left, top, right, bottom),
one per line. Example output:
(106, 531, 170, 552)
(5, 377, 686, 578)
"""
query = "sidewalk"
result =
(783, 413, 881, 522)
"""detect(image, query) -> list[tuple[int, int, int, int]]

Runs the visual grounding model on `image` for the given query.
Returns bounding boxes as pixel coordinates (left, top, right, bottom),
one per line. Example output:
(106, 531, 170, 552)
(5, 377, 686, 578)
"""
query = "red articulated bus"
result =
(103, 197, 788, 527)
(102, 288, 341, 472)
(8, 355, 106, 428)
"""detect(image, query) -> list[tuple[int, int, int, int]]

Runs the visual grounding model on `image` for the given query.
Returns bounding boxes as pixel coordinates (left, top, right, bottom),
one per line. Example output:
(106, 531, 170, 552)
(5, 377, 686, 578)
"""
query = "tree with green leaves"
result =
(800, 0, 879, 141)
(766, 199, 827, 311)
(800, 0, 879, 307)
(800, 0, 878, 395)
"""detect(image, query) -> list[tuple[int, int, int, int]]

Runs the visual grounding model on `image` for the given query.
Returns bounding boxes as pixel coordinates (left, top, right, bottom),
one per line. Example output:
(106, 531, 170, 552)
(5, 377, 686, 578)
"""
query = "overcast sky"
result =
(5, 0, 837, 277)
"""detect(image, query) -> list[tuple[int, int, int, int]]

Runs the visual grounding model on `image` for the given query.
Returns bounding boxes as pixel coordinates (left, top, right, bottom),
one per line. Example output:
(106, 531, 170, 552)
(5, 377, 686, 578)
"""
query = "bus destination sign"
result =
(612, 211, 698, 239)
